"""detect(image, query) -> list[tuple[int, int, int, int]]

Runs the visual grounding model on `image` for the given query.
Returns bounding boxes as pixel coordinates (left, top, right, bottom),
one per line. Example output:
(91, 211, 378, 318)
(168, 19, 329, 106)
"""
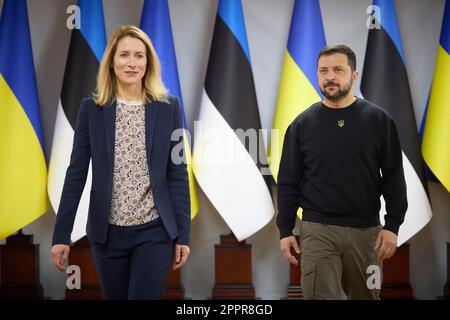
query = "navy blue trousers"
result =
(89, 218, 173, 300)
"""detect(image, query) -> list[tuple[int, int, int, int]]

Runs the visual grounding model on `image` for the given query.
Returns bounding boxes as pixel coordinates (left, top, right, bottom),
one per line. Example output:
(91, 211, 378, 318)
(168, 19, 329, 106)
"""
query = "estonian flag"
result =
(47, 0, 106, 242)
(361, 0, 432, 245)
(193, 0, 274, 240)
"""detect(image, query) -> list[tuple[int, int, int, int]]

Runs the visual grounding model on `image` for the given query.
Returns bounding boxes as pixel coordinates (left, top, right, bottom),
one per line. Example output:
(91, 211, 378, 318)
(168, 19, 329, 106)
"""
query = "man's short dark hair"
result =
(317, 45, 357, 71)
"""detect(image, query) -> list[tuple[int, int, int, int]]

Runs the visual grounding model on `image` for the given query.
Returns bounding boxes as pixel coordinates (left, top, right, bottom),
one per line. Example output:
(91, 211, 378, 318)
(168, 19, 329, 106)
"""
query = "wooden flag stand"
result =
(64, 236, 185, 299)
(163, 269, 185, 299)
(381, 244, 414, 299)
(0, 229, 44, 299)
(286, 235, 303, 299)
(211, 233, 255, 299)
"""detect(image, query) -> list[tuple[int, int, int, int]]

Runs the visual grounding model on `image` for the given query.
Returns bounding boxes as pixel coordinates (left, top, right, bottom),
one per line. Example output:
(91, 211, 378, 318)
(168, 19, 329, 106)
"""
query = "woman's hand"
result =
(172, 244, 190, 270)
(51, 244, 70, 272)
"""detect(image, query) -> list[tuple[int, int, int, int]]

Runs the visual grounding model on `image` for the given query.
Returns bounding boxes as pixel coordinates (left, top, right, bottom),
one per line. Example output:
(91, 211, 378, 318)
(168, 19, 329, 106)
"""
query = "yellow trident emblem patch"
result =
(338, 120, 345, 128)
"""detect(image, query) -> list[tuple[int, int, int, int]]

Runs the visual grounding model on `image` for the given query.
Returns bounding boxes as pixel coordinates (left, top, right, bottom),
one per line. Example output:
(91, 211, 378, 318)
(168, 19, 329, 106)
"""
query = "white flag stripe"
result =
(379, 152, 432, 246)
(193, 90, 274, 240)
(47, 100, 92, 242)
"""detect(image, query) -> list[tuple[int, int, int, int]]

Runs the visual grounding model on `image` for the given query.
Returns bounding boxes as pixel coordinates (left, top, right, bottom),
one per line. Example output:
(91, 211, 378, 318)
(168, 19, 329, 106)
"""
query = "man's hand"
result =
(375, 229, 398, 260)
(172, 244, 190, 270)
(51, 244, 70, 272)
(280, 236, 301, 265)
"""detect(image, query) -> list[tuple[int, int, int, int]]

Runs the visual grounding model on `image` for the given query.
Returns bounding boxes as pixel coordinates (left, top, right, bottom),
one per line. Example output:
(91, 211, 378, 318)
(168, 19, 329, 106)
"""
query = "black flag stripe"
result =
(361, 26, 427, 189)
(204, 15, 267, 171)
(61, 30, 100, 128)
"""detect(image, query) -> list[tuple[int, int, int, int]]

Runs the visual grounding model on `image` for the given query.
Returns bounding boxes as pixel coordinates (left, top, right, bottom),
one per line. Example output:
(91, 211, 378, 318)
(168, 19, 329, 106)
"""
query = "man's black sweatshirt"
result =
(277, 98, 408, 239)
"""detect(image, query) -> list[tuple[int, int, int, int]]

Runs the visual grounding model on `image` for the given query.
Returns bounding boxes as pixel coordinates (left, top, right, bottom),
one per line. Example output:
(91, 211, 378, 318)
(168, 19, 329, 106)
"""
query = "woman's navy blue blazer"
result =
(52, 96, 191, 246)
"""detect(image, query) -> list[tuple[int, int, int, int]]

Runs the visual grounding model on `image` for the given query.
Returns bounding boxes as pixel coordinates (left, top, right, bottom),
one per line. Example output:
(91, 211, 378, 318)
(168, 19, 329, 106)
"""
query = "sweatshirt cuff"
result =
(383, 218, 400, 235)
(279, 228, 293, 239)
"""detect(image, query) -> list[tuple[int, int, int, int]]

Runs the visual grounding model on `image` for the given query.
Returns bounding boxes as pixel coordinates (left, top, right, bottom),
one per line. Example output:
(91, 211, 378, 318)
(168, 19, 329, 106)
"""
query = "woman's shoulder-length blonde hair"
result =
(93, 25, 168, 106)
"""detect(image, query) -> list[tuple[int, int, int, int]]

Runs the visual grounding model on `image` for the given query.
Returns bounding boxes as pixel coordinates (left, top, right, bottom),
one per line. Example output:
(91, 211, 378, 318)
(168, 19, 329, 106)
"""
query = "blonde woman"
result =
(51, 25, 190, 300)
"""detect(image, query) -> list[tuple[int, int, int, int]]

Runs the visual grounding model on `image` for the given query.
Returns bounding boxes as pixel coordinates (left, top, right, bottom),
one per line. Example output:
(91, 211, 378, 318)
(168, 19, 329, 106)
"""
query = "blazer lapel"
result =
(145, 99, 158, 166)
(103, 101, 116, 170)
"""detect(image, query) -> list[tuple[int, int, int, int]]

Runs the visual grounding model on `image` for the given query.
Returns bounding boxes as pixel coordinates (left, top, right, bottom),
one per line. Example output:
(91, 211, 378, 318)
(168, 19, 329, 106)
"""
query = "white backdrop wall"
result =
(0, 0, 448, 299)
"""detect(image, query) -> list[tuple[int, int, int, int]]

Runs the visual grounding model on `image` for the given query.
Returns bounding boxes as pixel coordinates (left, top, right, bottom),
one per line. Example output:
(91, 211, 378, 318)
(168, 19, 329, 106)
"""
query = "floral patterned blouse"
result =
(109, 97, 160, 226)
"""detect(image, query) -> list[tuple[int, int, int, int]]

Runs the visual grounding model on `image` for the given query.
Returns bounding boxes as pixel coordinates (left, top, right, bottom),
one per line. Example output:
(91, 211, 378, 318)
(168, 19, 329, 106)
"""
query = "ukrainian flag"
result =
(0, 0, 49, 239)
(140, 0, 199, 219)
(422, 0, 450, 192)
(269, 0, 325, 182)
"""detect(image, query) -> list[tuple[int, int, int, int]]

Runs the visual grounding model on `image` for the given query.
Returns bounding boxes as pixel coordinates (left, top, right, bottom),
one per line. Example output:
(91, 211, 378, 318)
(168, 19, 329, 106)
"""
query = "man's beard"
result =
(320, 79, 352, 102)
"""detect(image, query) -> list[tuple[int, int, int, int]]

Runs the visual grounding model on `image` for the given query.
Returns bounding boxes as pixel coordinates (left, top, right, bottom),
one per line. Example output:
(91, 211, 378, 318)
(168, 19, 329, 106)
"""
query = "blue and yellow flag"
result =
(140, 0, 199, 219)
(421, 0, 450, 192)
(269, 0, 325, 182)
(0, 0, 49, 239)
(269, 0, 325, 219)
